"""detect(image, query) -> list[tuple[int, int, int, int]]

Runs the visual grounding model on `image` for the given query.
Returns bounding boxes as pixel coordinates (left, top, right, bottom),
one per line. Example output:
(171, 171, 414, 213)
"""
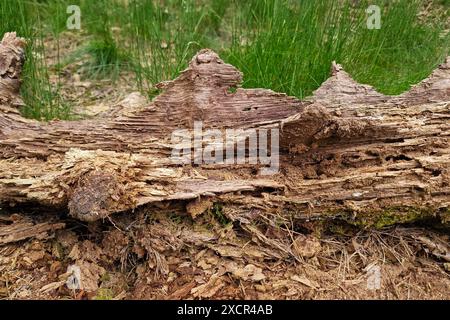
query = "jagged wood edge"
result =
(0, 32, 448, 224)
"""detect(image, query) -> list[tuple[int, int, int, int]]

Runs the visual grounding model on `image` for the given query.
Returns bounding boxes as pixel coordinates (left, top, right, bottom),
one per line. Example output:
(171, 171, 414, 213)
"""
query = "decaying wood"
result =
(0, 216, 65, 245)
(0, 32, 449, 224)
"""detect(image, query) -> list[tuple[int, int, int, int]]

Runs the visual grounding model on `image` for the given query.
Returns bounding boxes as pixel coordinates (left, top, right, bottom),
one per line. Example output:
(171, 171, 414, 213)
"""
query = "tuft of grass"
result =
(0, 0, 449, 120)
(93, 287, 114, 300)
(126, 0, 217, 94)
(78, 0, 129, 79)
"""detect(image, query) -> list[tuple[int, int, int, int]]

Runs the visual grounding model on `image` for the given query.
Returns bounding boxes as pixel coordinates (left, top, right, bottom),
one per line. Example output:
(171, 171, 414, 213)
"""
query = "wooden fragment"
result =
(0, 32, 448, 224)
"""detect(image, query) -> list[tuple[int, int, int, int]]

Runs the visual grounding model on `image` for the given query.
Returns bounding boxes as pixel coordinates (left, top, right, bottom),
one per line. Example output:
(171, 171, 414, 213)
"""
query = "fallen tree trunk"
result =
(0, 32, 448, 225)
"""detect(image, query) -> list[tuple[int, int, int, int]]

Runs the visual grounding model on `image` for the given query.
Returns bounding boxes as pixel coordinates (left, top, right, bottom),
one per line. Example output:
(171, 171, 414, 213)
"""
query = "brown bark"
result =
(0, 32, 448, 224)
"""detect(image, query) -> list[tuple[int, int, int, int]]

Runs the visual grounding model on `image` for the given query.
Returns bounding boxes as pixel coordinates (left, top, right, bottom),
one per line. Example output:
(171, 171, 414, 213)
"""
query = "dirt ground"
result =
(1, 205, 449, 300)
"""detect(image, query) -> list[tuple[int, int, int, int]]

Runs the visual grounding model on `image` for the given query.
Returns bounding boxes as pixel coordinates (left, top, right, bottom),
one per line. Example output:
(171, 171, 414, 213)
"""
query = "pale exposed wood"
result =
(0, 32, 448, 223)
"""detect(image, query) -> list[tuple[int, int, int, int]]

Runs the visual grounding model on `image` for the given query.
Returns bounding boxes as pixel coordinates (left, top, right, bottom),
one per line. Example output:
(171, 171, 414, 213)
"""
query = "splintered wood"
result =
(0, 215, 65, 245)
(0, 32, 448, 224)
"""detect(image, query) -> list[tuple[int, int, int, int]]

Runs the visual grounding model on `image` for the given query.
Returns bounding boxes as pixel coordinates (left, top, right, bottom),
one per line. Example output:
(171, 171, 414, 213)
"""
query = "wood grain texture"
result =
(0, 33, 448, 224)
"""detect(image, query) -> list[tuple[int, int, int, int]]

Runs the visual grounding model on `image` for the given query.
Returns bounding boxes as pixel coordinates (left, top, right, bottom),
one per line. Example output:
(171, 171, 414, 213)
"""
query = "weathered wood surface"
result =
(0, 32, 448, 224)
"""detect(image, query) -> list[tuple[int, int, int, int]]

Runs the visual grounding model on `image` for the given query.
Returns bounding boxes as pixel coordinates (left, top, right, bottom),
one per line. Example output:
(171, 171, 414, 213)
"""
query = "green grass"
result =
(0, 0, 448, 120)
(71, 36, 129, 79)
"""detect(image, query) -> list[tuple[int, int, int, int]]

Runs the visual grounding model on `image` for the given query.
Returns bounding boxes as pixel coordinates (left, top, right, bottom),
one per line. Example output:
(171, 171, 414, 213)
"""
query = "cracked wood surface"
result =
(0, 32, 448, 223)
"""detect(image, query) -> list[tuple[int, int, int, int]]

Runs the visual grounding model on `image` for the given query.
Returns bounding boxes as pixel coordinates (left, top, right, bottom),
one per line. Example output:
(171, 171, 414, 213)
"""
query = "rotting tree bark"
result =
(0, 32, 449, 225)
